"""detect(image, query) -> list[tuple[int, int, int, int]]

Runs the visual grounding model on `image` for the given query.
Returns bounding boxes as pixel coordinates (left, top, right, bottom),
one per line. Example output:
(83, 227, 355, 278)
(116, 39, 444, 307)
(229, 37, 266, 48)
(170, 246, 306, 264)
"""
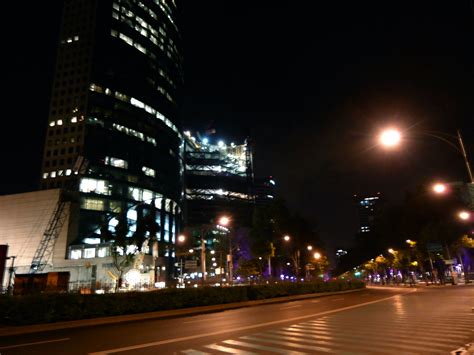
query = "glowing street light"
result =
(218, 216, 230, 226)
(379, 128, 401, 147)
(283, 235, 290, 242)
(177, 235, 186, 243)
(188, 249, 194, 253)
(432, 183, 447, 194)
(388, 248, 396, 254)
(307, 245, 313, 251)
(458, 211, 471, 221)
(313, 252, 321, 260)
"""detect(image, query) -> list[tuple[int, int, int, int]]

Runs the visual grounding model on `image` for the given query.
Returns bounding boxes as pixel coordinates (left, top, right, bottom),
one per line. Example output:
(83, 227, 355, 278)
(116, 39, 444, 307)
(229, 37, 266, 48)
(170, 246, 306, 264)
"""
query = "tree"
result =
(100, 210, 160, 291)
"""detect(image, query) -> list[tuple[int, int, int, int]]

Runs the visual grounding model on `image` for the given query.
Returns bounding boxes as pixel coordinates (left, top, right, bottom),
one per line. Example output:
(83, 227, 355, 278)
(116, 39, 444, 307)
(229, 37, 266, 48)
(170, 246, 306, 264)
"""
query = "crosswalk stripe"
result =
(266, 329, 400, 355)
(222, 339, 306, 354)
(282, 323, 457, 353)
(203, 343, 258, 354)
(300, 325, 459, 347)
(240, 335, 333, 353)
(321, 319, 474, 337)
(310, 318, 473, 337)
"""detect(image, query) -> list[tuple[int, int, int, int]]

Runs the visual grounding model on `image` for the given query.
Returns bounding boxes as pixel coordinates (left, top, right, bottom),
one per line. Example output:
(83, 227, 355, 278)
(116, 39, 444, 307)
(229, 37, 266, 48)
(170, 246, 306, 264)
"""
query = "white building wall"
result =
(0, 189, 70, 288)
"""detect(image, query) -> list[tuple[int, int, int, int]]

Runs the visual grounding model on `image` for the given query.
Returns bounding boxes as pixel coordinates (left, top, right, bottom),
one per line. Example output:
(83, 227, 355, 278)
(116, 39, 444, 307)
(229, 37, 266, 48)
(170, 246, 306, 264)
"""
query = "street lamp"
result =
(313, 252, 321, 260)
(283, 235, 290, 242)
(379, 127, 473, 183)
(388, 248, 396, 254)
(432, 183, 447, 194)
(307, 245, 313, 251)
(379, 128, 402, 147)
(178, 234, 186, 243)
(458, 211, 471, 221)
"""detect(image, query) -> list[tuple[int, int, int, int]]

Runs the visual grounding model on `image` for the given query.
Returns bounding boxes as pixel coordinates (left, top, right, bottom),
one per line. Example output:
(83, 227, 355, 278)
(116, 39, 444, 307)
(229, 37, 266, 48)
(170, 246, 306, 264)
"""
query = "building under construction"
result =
(183, 132, 255, 228)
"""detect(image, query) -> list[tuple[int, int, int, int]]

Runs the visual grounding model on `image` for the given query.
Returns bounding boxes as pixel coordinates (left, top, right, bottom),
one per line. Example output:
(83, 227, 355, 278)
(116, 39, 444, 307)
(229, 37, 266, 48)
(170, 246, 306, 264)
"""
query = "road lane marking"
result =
(241, 335, 332, 353)
(88, 289, 415, 354)
(182, 316, 225, 324)
(204, 343, 258, 354)
(181, 350, 210, 354)
(279, 305, 302, 310)
(0, 338, 70, 350)
(223, 339, 306, 354)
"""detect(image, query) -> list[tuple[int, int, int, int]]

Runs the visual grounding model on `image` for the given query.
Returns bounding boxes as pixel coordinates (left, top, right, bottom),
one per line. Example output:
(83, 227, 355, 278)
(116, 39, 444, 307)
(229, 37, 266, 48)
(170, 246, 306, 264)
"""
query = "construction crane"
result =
(29, 156, 87, 273)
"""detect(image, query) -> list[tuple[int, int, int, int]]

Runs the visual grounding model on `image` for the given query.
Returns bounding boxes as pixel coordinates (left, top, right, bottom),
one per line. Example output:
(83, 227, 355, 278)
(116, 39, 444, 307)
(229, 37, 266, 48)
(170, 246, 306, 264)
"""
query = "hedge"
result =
(0, 280, 364, 325)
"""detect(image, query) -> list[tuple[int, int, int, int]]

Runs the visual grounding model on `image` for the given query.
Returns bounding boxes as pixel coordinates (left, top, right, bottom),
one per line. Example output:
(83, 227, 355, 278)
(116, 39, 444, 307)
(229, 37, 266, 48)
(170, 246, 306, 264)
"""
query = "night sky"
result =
(2, 1, 474, 256)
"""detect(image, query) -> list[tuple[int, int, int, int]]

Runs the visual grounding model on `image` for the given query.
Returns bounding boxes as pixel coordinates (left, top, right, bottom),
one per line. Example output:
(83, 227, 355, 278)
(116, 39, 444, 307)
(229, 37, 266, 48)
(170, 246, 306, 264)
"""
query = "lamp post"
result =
(379, 128, 473, 184)
(218, 216, 232, 285)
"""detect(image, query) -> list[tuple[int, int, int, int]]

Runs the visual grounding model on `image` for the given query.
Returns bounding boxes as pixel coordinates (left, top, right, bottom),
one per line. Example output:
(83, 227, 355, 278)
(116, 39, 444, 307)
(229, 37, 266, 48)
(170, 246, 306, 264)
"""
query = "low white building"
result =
(0, 190, 161, 292)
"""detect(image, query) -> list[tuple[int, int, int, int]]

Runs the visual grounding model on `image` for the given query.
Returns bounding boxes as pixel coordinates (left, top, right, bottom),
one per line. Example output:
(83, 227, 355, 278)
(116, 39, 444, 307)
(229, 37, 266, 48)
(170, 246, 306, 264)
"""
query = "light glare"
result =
(380, 129, 401, 147)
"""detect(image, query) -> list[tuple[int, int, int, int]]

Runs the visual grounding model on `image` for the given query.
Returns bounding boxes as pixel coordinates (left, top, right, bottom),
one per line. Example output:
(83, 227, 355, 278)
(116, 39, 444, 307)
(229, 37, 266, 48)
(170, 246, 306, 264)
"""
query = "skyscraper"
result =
(40, 0, 183, 265)
(353, 192, 381, 234)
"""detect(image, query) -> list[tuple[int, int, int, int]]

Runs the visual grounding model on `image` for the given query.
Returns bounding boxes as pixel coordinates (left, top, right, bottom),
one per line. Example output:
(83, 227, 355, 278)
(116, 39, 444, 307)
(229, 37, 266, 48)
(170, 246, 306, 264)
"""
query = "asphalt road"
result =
(1, 286, 473, 354)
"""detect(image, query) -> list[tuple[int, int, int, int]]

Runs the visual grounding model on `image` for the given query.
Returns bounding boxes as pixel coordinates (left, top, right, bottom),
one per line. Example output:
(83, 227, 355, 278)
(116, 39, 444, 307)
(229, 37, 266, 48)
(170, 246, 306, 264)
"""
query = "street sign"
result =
(427, 243, 443, 253)
(185, 260, 197, 269)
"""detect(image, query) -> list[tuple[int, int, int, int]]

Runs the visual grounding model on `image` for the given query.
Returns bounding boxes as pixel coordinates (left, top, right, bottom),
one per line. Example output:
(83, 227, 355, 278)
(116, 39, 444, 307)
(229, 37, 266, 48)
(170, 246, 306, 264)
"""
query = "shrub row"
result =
(0, 280, 364, 325)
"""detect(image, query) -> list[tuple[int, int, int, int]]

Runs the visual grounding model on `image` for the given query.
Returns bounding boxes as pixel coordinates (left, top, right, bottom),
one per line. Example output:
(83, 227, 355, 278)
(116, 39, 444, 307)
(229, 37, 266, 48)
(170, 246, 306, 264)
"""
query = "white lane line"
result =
(182, 316, 225, 324)
(181, 349, 210, 354)
(88, 290, 415, 354)
(223, 339, 306, 354)
(204, 343, 258, 354)
(241, 335, 332, 353)
(0, 338, 70, 350)
(279, 305, 302, 310)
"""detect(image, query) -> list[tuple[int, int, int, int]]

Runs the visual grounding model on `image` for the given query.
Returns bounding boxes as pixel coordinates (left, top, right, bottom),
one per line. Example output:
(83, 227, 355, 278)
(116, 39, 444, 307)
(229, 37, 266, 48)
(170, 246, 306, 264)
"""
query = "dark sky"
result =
(2, 1, 474, 256)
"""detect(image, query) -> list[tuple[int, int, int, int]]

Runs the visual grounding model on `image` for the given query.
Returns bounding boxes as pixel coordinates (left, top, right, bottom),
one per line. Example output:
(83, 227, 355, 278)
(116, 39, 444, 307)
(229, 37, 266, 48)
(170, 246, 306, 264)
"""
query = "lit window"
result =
(42, 173, 48, 179)
(142, 166, 155, 177)
(71, 116, 77, 123)
(81, 198, 105, 211)
(65, 169, 72, 176)
(50, 171, 57, 178)
(98, 247, 108, 258)
(49, 121, 55, 127)
(74, 35, 79, 41)
(70, 249, 82, 259)
(105, 156, 128, 169)
(128, 187, 142, 201)
(127, 209, 137, 221)
(84, 248, 95, 259)
(80, 178, 110, 195)
(143, 189, 153, 203)
(56, 120, 63, 126)
(131, 97, 145, 109)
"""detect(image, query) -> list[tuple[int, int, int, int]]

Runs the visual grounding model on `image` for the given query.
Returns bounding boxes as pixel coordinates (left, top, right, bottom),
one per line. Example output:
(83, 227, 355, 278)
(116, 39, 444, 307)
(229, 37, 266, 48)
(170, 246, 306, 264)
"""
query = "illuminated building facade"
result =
(254, 176, 276, 206)
(38, 0, 183, 281)
(183, 132, 254, 227)
(354, 193, 381, 233)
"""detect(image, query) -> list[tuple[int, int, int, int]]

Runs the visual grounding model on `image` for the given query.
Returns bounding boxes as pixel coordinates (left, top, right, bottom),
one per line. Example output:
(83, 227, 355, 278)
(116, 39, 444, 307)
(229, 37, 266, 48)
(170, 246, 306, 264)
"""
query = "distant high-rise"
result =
(40, 0, 183, 258)
(183, 132, 254, 227)
(353, 193, 381, 234)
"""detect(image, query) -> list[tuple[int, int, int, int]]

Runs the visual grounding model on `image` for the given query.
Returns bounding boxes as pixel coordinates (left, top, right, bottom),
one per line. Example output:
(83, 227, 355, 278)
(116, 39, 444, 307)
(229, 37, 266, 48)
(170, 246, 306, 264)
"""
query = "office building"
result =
(36, 0, 183, 283)
(354, 192, 381, 234)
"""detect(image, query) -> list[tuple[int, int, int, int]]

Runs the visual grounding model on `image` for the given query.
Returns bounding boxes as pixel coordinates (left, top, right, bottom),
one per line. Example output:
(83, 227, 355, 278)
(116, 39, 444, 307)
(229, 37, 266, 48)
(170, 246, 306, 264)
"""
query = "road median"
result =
(0, 282, 365, 336)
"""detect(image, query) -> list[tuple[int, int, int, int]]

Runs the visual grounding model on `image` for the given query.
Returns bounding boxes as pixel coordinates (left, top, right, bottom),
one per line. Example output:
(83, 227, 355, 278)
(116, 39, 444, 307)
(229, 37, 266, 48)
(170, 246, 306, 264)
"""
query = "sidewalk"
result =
(0, 288, 365, 337)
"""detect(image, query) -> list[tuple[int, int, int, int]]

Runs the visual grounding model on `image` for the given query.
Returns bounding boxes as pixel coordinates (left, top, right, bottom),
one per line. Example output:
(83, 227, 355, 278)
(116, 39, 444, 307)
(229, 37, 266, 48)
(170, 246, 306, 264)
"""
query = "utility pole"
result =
(7, 256, 16, 296)
(228, 231, 233, 285)
(457, 129, 474, 184)
(201, 228, 206, 284)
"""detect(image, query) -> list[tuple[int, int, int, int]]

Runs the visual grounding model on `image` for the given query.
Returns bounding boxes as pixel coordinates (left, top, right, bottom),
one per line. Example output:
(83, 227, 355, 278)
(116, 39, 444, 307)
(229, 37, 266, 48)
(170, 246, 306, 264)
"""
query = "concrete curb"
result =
(0, 288, 365, 337)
